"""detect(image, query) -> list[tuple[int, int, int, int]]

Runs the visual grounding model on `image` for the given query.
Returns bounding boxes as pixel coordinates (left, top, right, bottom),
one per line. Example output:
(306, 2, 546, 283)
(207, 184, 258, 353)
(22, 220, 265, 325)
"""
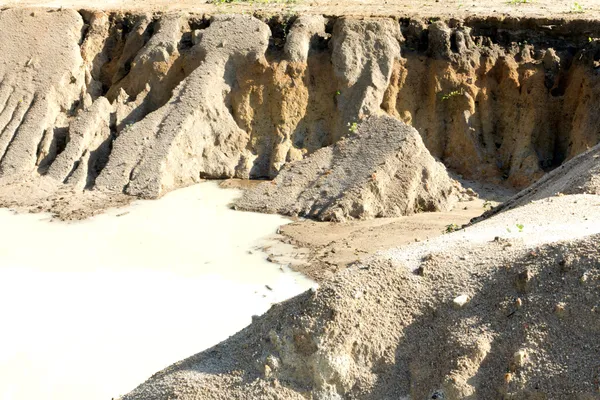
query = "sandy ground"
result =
(2, 0, 600, 18)
(384, 193, 600, 269)
(249, 180, 514, 282)
(0, 182, 314, 400)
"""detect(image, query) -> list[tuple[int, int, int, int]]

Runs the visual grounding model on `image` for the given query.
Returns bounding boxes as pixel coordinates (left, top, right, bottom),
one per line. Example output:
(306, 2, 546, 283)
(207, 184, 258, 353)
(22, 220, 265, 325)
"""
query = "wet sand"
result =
(0, 182, 315, 400)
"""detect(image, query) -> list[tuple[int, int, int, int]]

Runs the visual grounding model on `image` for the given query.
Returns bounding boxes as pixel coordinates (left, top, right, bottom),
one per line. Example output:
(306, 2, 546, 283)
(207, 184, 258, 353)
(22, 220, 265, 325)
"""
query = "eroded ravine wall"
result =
(0, 8, 599, 201)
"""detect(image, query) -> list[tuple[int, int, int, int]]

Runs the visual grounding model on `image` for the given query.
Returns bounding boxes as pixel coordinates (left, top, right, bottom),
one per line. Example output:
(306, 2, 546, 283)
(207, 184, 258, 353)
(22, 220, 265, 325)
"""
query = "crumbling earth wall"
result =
(1, 8, 600, 213)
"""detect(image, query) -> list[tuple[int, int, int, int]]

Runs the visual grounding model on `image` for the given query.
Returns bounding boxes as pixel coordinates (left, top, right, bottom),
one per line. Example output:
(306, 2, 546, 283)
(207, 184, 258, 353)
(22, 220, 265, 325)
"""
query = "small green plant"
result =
(347, 122, 358, 133)
(507, 224, 524, 233)
(336, 90, 341, 96)
(507, 0, 531, 4)
(516, 223, 524, 232)
(571, 2, 585, 12)
(444, 223, 460, 234)
(211, 0, 297, 5)
(441, 89, 464, 101)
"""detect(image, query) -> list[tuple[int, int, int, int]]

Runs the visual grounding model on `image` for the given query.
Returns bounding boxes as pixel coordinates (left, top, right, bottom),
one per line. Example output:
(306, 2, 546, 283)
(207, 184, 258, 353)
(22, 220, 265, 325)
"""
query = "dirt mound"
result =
(478, 142, 600, 220)
(235, 115, 465, 221)
(120, 194, 600, 400)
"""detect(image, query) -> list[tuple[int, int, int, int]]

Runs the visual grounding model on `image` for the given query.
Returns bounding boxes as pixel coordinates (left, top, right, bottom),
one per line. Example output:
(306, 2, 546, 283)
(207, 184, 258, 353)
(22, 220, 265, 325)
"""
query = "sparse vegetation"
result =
(516, 223, 524, 232)
(444, 223, 460, 234)
(211, 0, 297, 4)
(507, 223, 525, 233)
(571, 2, 585, 13)
(483, 200, 494, 211)
(507, 0, 531, 4)
(347, 121, 358, 133)
(441, 89, 464, 101)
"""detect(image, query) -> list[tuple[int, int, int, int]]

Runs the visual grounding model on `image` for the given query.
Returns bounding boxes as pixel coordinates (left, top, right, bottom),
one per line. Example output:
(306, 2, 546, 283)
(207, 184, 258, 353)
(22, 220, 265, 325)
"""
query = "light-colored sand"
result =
(1, 0, 600, 19)
(0, 182, 314, 400)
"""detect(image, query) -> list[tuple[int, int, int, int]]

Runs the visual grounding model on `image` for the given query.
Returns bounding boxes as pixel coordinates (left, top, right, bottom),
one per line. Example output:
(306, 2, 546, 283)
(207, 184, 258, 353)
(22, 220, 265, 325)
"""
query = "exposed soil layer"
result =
(1, 8, 600, 217)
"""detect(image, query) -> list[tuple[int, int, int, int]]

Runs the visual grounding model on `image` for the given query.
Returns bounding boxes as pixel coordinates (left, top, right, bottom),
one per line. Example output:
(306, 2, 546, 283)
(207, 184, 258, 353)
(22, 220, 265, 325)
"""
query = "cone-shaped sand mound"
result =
(236, 115, 466, 221)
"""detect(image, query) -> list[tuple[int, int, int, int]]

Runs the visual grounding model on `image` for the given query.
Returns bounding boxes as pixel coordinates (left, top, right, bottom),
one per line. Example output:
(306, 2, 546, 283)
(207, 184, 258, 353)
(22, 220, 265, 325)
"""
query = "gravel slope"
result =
(120, 191, 600, 400)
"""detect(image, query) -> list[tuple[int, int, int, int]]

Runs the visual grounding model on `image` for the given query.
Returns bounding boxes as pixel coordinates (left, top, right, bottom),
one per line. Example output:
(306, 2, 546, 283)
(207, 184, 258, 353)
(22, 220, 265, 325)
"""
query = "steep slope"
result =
(477, 142, 600, 220)
(0, 8, 86, 178)
(236, 115, 465, 221)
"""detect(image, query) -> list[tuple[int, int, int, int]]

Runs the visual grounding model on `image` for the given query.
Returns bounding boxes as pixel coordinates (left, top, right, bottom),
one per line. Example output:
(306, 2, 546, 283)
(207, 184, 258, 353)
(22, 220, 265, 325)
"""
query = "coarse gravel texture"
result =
(120, 193, 600, 400)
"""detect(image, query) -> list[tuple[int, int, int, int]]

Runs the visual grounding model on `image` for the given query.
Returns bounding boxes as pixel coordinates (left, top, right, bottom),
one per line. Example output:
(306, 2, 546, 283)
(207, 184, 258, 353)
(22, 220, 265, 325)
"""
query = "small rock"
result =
(453, 294, 470, 309)
(515, 269, 533, 293)
(265, 355, 280, 371)
(430, 389, 446, 399)
(192, 29, 203, 45)
(264, 364, 272, 378)
(515, 298, 523, 308)
(555, 302, 567, 318)
(512, 349, 528, 369)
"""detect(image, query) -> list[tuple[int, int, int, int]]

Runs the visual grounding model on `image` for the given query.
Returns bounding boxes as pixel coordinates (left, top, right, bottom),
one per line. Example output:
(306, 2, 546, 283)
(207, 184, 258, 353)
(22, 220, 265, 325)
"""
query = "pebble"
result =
(264, 364, 272, 378)
(453, 294, 470, 308)
(512, 348, 528, 369)
(555, 302, 567, 318)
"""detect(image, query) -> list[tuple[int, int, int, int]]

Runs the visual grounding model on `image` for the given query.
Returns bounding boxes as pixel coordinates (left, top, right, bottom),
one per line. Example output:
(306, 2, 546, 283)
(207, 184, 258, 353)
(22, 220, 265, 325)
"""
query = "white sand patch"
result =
(0, 182, 315, 400)
(383, 194, 600, 271)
